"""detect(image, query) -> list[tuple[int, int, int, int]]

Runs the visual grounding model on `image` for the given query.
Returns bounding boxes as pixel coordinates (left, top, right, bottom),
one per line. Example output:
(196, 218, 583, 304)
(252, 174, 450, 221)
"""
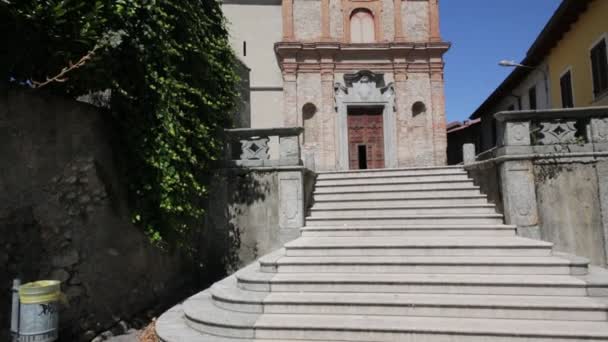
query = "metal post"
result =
(11, 278, 21, 342)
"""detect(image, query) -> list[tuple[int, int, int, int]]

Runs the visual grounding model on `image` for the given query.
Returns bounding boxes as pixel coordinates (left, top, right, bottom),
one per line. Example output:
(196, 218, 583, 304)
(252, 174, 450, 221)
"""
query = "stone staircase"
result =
(156, 166, 608, 341)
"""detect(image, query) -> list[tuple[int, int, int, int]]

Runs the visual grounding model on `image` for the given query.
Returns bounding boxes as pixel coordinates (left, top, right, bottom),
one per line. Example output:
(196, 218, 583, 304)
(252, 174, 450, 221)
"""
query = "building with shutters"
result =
(466, 0, 608, 155)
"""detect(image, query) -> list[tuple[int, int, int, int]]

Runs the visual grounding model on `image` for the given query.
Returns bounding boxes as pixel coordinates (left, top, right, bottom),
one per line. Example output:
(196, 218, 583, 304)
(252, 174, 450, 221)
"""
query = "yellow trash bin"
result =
(18, 280, 61, 342)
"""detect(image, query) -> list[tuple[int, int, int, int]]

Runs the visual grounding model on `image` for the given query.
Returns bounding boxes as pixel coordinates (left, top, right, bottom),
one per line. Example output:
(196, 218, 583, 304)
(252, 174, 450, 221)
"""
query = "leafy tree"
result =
(1, 0, 240, 254)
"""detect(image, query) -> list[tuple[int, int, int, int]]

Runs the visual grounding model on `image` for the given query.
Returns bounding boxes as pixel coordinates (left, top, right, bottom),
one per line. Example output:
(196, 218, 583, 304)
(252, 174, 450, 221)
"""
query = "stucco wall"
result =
(250, 90, 284, 129)
(222, 2, 283, 88)
(548, 0, 608, 108)
(0, 87, 194, 340)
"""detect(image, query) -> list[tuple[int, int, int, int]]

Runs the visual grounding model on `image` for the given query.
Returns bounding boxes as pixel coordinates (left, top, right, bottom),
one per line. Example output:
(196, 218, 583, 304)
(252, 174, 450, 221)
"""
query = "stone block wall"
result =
(0, 87, 197, 340)
(464, 108, 608, 267)
(205, 167, 315, 272)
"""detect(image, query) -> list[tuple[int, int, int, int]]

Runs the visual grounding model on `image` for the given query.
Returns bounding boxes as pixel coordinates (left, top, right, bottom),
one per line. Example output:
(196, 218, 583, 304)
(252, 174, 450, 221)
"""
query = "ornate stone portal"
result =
(335, 70, 397, 170)
(268, 0, 450, 171)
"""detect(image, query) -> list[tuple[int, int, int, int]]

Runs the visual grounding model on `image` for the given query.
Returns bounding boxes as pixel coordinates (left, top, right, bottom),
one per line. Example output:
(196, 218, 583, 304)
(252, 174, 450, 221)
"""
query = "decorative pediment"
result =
(335, 71, 394, 105)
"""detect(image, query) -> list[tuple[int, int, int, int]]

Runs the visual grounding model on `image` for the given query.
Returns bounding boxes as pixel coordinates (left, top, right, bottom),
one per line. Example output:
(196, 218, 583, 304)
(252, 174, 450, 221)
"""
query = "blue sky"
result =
(442, 0, 562, 122)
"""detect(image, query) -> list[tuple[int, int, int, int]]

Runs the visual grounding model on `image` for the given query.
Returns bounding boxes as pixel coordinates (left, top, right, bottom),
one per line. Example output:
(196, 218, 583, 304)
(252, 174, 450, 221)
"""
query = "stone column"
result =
(282, 0, 295, 41)
(428, 0, 441, 42)
(321, 0, 331, 41)
(430, 67, 447, 165)
(394, 0, 405, 41)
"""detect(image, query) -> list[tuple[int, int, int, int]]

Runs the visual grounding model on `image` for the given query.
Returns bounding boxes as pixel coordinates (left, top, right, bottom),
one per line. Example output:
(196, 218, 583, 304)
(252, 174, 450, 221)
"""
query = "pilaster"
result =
(321, 0, 331, 41)
(430, 65, 447, 165)
(428, 0, 441, 42)
(394, 0, 405, 42)
(282, 0, 295, 41)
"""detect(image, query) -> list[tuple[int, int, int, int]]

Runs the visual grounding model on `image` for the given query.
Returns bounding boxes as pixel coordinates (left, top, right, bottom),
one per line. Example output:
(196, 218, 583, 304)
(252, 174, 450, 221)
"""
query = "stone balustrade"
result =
(462, 106, 608, 266)
(495, 106, 608, 156)
(224, 127, 304, 168)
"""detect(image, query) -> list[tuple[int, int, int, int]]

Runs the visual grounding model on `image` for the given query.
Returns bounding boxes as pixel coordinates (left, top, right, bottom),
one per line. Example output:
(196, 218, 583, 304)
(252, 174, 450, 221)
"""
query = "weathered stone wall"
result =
(398, 73, 435, 166)
(294, 0, 322, 41)
(0, 87, 196, 340)
(467, 159, 608, 266)
(464, 163, 504, 214)
(380, 0, 395, 41)
(205, 167, 315, 271)
(534, 162, 606, 266)
(403, 0, 429, 41)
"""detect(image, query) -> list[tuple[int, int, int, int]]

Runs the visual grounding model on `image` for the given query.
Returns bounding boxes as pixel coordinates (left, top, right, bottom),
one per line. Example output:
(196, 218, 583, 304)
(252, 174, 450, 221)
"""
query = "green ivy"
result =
(2, 0, 239, 254)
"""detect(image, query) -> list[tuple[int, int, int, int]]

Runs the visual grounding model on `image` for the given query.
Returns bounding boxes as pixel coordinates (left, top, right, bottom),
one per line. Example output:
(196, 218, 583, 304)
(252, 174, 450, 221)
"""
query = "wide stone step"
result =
(309, 204, 497, 217)
(312, 196, 490, 208)
(236, 270, 589, 296)
(317, 166, 465, 179)
(314, 180, 476, 193)
(306, 214, 505, 226)
(313, 188, 483, 201)
(210, 285, 608, 321)
(283, 236, 552, 257)
(179, 290, 608, 341)
(259, 255, 588, 275)
(301, 224, 516, 237)
(315, 173, 470, 186)
(254, 314, 608, 341)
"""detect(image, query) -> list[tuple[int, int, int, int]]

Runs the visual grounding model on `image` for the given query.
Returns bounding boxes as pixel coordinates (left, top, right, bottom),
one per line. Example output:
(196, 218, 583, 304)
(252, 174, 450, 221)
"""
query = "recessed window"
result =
(591, 38, 608, 98)
(412, 101, 426, 116)
(243, 41, 247, 56)
(350, 9, 375, 43)
(560, 70, 574, 108)
(528, 85, 537, 110)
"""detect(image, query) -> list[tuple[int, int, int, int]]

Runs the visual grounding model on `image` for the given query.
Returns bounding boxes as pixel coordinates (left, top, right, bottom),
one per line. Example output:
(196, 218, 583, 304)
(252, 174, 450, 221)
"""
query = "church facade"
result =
(222, 0, 450, 171)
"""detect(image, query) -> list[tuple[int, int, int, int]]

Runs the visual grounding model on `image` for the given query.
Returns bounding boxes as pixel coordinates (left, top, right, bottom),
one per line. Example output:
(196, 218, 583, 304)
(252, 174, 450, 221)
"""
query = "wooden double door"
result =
(347, 107, 385, 170)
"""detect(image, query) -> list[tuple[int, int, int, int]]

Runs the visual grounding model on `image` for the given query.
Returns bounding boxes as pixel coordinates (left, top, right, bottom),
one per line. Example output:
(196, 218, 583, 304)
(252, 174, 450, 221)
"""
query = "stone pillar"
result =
(463, 143, 475, 165)
(394, 0, 405, 41)
(278, 170, 304, 243)
(591, 117, 608, 264)
(321, 0, 331, 41)
(428, 0, 441, 42)
(279, 134, 301, 166)
(394, 69, 409, 166)
(321, 65, 336, 170)
(430, 67, 447, 165)
(282, 0, 294, 40)
(283, 70, 298, 127)
(499, 160, 541, 239)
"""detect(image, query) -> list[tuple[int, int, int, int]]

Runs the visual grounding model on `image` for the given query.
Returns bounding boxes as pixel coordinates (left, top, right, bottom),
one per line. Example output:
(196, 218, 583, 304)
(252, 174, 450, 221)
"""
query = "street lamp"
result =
(499, 60, 533, 69)
(498, 59, 550, 109)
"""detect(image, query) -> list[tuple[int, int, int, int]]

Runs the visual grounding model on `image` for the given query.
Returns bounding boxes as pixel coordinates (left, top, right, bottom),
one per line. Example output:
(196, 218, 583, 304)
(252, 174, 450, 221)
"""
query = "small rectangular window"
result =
(528, 86, 537, 110)
(243, 41, 247, 56)
(560, 70, 574, 108)
(591, 38, 608, 97)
